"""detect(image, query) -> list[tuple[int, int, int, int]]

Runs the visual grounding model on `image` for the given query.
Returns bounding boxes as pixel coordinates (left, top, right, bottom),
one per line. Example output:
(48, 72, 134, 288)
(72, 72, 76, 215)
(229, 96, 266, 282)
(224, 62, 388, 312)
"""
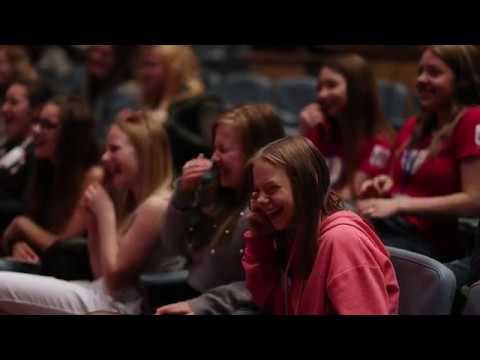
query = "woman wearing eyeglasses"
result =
(0, 80, 52, 235)
(1, 95, 102, 266)
(0, 110, 184, 315)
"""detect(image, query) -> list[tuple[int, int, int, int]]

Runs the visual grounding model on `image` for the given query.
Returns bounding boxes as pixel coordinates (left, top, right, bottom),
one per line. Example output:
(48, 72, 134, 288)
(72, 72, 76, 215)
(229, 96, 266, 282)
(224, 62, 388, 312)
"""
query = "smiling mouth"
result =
(110, 166, 123, 177)
(34, 139, 45, 148)
(265, 208, 282, 221)
(417, 87, 434, 96)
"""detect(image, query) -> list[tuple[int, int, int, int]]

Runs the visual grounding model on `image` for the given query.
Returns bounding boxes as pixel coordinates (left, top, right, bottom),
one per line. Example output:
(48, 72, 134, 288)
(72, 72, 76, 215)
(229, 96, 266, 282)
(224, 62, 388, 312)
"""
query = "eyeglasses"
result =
(32, 117, 59, 131)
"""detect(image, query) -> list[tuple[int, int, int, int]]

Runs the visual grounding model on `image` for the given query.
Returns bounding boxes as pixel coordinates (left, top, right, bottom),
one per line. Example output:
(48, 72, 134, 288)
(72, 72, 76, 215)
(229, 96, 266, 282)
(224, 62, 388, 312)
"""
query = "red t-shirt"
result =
(389, 106, 480, 256)
(306, 123, 392, 188)
(243, 211, 400, 315)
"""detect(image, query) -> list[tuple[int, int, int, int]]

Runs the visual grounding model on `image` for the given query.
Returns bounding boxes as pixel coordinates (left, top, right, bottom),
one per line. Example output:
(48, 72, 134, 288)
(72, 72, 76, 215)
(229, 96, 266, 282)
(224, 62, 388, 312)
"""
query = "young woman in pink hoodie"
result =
(243, 136, 399, 315)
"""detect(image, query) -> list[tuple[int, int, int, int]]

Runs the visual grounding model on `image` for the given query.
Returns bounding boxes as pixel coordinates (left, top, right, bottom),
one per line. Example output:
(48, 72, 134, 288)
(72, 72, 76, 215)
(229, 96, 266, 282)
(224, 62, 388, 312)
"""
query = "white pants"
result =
(0, 272, 143, 315)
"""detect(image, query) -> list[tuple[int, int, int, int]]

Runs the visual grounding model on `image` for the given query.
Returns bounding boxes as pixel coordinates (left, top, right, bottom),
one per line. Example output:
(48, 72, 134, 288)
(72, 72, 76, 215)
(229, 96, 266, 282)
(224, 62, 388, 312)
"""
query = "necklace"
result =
(187, 211, 247, 256)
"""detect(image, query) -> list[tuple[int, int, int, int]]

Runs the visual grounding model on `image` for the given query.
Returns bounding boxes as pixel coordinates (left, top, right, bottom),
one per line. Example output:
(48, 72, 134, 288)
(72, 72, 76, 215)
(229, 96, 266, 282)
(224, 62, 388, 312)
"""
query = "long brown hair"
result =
(4, 79, 52, 144)
(320, 54, 394, 187)
(250, 136, 344, 277)
(190, 104, 285, 250)
(404, 45, 480, 157)
(27, 96, 99, 233)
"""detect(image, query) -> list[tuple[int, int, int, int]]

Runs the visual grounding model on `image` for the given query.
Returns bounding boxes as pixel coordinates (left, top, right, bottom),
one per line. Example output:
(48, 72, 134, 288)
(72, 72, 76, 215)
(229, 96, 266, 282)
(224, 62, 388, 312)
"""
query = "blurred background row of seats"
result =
(29, 45, 422, 136)
(203, 71, 418, 135)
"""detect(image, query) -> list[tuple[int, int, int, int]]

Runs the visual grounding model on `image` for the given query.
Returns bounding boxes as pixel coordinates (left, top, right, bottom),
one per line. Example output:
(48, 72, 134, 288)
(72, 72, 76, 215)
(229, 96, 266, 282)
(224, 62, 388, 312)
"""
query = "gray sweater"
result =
(164, 181, 254, 314)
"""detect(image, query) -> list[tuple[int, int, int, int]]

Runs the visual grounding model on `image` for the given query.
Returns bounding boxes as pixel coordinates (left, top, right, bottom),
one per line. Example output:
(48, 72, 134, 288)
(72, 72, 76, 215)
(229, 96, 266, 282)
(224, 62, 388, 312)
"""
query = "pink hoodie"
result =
(243, 210, 399, 315)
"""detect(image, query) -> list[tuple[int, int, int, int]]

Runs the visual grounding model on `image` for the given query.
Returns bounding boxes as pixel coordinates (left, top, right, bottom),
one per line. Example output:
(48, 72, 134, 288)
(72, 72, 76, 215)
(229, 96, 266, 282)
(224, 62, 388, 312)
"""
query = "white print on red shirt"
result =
(401, 149, 429, 176)
(475, 124, 480, 146)
(369, 145, 391, 168)
(326, 156, 342, 186)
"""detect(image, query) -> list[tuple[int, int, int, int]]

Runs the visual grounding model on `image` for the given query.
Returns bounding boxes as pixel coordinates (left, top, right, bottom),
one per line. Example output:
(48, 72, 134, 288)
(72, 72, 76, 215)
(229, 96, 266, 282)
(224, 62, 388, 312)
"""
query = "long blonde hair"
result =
(135, 45, 204, 112)
(0, 45, 38, 84)
(109, 111, 174, 229)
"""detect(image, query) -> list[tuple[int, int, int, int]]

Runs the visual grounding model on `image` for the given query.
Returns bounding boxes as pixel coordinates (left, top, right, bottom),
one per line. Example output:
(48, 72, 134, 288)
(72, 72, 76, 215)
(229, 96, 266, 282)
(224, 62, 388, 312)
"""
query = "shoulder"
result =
(318, 211, 377, 251)
(317, 211, 389, 267)
(457, 106, 480, 128)
(138, 190, 173, 218)
(451, 107, 480, 152)
(399, 115, 418, 134)
(462, 106, 480, 119)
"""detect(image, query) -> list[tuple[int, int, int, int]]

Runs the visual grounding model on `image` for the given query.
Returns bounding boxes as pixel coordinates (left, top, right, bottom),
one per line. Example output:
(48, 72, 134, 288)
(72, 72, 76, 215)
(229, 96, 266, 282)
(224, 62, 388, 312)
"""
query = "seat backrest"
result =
(378, 80, 409, 130)
(463, 281, 480, 315)
(216, 72, 273, 107)
(273, 77, 317, 116)
(387, 246, 457, 315)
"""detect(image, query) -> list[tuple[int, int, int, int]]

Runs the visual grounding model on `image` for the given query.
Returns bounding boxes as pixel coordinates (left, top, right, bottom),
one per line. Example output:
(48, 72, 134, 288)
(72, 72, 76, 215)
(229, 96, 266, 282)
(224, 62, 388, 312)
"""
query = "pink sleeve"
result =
(242, 230, 284, 314)
(327, 265, 395, 315)
(453, 108, 480, 160)
(322, 226, 398, 315)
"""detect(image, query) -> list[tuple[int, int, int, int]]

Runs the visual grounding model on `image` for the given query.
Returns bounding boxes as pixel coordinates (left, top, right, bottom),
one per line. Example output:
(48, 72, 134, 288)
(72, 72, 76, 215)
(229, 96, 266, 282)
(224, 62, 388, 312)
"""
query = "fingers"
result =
(300, 103, 324, 128)
(24, 247, 40, 263)
(357, 200, 373, 214)
(246, 208, 274, 237)
(183, 156, 212, 173)
(373, 175, 393, 195)
(13, 243, 39, 263)
(359, 179, 375, 197)
(183, 167, 212, 180)
(13, 247, 29, 261)
(182, 156, 214, 192)
(155, 303, 191, 316)
(357, 199, 380, 218)
(83, 183, 108, 208)
(155, 305, 172, 315)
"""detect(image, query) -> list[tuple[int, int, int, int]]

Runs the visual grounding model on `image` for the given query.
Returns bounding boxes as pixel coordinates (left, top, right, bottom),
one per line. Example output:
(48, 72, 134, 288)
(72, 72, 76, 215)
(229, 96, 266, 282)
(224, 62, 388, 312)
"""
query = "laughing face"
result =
(101, 125, 139, 190)
(1, 83, 32, 142)
(86, 45, 114, 80)
(32, 102, 61, 160)
(416, 49, 456, 113)
(317, 66, 348, 118)
(251, 159, 294, 232)
(211, 123, 247, 190)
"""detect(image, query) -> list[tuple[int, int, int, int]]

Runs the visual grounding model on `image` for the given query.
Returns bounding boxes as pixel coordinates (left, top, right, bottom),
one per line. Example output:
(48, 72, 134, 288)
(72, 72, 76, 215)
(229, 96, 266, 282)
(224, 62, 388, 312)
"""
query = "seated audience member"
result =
(357, 45, 480, 264)
(1, 96, 101, 270)
(131, 45, 223, 174)
(299, 53, 395, 202)
(0, 80, 52, 234)
(243, 136, 399, 315)
(0, 111, 183, 314)
(0, 45, 39, 140)
(63, 45, 137, 142)
(155, 104, 285, 315)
